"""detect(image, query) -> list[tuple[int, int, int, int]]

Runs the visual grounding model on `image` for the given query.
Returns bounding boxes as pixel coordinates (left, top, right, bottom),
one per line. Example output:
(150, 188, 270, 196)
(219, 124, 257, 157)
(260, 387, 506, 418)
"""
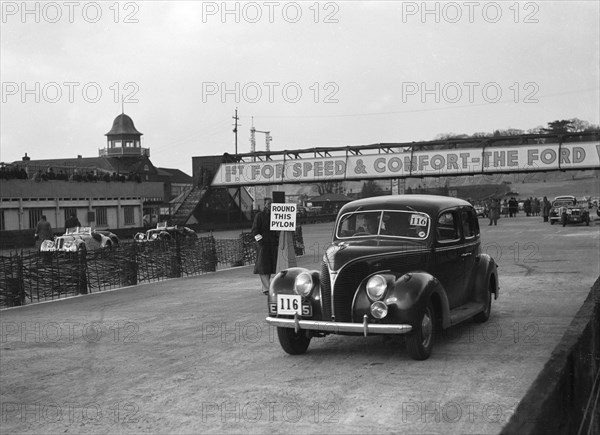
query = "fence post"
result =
(16, 254, 25, 305)
(175, 235, 182, 277)
(78, 248, 88, 294)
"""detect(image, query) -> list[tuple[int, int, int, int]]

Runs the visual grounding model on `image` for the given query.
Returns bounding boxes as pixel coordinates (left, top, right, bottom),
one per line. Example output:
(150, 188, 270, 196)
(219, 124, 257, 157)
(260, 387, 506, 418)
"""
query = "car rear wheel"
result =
(473, 280, 492, 323)
(406, 300, 435, 360)
(277, 327, 311, 355)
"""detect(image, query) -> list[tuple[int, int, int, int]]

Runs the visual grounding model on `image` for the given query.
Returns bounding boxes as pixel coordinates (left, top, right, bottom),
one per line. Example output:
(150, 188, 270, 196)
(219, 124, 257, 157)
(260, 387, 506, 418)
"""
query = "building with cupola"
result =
(0, 113, 192, 246)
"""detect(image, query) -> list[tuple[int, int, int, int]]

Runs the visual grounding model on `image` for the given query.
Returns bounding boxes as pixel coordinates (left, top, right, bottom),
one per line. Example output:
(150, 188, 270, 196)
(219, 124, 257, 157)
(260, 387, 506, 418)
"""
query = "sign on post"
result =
(270, 203, 297, 231)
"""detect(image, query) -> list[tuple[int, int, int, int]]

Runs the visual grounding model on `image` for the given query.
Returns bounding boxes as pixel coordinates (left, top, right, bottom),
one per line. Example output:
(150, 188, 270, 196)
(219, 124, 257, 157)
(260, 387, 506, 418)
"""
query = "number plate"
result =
(276, 294, 312, 316)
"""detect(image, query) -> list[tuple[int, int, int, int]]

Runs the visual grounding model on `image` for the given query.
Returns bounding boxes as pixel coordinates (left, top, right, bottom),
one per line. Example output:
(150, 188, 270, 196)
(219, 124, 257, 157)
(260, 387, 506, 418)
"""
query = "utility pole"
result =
(232, 108, 239, 155)
(232, 108, 242, 222)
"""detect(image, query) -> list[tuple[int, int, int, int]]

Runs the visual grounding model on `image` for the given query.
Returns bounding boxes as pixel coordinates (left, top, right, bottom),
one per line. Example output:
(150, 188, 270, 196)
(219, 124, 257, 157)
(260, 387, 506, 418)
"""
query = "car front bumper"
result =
(266, 314, 413, 337)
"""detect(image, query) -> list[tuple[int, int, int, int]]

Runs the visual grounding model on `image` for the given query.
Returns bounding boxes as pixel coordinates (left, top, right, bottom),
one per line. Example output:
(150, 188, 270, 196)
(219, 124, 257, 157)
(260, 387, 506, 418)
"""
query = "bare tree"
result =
(361, 180, 383, 198)
(314, 181, 344, 196)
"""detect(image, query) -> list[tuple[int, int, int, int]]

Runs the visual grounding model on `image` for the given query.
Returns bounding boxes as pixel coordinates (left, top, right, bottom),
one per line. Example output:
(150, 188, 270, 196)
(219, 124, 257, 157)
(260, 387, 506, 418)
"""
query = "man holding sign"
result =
(251, 198, 279, 295)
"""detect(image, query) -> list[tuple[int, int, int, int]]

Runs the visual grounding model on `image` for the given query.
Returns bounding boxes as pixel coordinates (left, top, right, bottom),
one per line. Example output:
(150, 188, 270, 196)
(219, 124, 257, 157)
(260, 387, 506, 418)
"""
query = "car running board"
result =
(448, 302, 485, 326)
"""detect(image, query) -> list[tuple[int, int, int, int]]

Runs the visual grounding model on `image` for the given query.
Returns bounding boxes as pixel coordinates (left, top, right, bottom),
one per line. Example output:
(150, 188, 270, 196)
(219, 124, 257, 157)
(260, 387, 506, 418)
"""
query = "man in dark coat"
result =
(35, 215, 53, 249)
(65, 213, 81, 230)
(508, 197, 518, 217)
(488, 198, 500, 226)
(252, 198, 279, 295)
(542, 196, 552, 222)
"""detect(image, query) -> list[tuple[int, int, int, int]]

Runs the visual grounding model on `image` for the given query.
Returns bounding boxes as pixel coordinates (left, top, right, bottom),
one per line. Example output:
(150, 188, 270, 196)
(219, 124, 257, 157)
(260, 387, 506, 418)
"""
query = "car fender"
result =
(352, 271, 451, 329)
(470, 253, 499, 302)
(40, 239, 56, 251)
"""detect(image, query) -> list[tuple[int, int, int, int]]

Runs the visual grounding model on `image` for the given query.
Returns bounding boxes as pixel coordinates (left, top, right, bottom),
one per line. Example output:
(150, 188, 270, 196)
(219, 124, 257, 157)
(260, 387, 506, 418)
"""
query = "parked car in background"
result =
(266, 194, 499, 360)
(474, 205, 487, 218)
(549, 195, 590, 226)
(134, 222, 197, 242)
(143, 213, 159, 227)
(40, 227, 119, 252)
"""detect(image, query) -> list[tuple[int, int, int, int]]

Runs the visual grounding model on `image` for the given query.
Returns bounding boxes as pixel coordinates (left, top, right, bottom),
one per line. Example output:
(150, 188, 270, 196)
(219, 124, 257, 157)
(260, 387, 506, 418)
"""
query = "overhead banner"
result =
(212, 142, 600, 186)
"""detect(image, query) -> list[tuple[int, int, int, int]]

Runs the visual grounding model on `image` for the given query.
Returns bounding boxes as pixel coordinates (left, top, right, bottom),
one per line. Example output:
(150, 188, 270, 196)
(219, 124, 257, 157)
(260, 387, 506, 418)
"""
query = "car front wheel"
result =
(473, 281, 492, 323)
(277, 327, 311, 355)
(406, 300, 435, 360)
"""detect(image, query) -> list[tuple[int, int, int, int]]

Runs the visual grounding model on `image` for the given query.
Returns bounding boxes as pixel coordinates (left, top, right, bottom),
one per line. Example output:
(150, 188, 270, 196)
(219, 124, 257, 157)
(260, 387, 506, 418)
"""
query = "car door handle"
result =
(460, 253, 472, 257)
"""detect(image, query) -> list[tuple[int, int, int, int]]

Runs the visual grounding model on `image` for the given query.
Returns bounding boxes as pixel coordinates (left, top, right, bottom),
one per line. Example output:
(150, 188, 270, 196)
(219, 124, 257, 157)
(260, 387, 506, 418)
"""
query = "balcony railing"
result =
(99, 147, 150, 157)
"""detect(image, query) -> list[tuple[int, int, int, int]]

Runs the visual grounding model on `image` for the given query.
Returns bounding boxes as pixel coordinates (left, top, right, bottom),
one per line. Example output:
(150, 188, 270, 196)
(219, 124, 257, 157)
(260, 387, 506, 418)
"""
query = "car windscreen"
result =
(552, 200, 575, 207)
(336, 210, 431, 240)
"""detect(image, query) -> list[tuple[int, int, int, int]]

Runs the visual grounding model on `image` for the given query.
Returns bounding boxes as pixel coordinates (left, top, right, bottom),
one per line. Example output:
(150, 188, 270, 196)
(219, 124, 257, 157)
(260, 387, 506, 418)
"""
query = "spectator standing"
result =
(533, 198, 541, 216)
(251, 198, 279, 295)
(488, 198, 500, 226)
(508, 197, 518, 217)
(65, 213, 81, 230)
(524, 198, 532, 216)
(35, 215, 53, 249)
(542, 197, 552, 222)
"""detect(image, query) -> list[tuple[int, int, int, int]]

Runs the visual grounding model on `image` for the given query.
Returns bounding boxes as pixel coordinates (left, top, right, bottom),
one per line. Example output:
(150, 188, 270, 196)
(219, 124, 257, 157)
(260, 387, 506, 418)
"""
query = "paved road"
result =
(1, 216, 599, 434)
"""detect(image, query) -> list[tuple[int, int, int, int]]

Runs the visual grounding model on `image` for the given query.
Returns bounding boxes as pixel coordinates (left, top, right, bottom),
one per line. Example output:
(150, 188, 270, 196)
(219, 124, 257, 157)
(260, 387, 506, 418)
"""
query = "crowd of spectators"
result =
(0, 165, 142, 183)
(0, 165, 28, 180)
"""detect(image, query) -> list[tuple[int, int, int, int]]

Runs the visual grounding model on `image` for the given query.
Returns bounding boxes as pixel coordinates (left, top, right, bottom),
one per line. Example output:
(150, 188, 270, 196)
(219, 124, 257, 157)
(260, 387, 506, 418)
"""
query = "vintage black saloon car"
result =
(266, 195, 499, 360)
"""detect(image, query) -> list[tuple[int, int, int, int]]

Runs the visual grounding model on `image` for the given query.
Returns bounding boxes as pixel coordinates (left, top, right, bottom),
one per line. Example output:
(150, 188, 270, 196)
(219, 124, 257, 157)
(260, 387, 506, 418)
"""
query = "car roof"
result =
(339, 194, 472, 216)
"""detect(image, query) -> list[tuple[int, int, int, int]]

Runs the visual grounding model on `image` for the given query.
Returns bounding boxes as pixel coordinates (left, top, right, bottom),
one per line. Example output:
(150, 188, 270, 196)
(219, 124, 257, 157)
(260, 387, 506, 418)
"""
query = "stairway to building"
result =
(170, 185, 208, 225)
(227, 187, 254, 221)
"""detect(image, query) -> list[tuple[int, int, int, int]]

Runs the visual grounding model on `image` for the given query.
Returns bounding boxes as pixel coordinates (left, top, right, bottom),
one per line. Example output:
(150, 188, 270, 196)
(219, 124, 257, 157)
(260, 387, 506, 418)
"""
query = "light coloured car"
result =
(134, 222, 196, 242)
(40, 227, 119, 252)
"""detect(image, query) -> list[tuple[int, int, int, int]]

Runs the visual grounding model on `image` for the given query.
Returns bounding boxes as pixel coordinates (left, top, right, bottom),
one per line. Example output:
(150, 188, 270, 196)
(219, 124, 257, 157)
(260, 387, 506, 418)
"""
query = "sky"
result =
(1, 1, 599, 175)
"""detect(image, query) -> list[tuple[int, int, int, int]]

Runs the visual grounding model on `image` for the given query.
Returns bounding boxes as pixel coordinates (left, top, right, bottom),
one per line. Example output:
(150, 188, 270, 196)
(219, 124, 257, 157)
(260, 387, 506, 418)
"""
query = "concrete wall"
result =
(1, 180, 164, 232)
(500, 277, 600, 435)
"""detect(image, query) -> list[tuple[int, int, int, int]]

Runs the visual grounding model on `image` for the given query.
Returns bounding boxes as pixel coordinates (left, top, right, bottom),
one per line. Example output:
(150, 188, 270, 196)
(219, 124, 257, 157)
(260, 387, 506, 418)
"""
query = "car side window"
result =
(437, 211, 460, 242)
(461, 208, 480, 239)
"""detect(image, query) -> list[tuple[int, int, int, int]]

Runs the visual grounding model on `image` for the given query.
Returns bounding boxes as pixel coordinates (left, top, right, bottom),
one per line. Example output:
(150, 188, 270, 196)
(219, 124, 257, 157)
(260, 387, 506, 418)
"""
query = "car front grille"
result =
(571, 210, 580, 216)
(320, 261, 333, 320)
(333, 262, 370, 322)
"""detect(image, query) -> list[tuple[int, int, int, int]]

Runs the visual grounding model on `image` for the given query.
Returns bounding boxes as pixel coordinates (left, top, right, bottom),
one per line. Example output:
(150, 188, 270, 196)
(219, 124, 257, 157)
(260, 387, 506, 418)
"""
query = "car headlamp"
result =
(294, 272, 314, 297)
(366, 274, 387, 301)
(370, 301, 388, 319)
